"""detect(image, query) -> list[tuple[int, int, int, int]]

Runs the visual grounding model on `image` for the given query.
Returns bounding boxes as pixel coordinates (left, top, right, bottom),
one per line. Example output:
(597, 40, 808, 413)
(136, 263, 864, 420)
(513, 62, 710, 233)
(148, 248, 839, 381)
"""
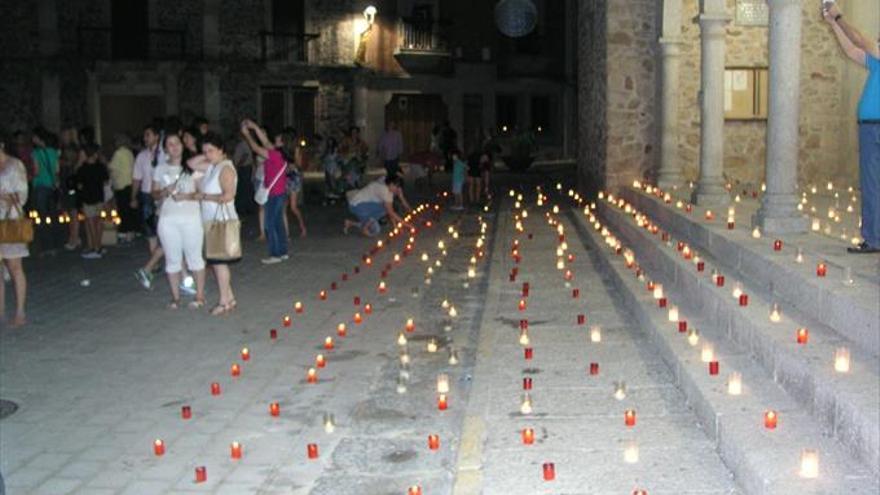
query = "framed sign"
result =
(736, 0, 769, 27)
(724, 67, 769, 121)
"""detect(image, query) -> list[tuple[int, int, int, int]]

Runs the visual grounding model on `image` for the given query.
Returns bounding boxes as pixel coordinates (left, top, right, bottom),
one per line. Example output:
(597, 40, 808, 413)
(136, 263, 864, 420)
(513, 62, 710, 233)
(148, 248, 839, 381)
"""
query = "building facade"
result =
(0, 0, 577, 162)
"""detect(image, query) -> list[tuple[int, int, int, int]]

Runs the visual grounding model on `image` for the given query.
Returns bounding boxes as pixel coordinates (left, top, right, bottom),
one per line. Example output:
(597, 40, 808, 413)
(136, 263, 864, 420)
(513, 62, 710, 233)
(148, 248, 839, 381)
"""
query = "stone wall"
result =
(577, 0, 608, 194)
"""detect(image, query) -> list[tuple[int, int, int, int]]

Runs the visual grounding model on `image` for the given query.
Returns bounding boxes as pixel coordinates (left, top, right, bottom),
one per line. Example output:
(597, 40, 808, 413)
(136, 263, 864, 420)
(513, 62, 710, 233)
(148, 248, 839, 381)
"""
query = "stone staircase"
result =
(570, 190, 880, 495)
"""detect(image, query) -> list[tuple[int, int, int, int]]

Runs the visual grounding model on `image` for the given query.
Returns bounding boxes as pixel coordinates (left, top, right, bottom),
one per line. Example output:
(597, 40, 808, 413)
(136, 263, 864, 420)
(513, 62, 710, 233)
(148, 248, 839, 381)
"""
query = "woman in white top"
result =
(153, 133, 206, 309)
(0, 138, 29, 327)
(189, 133, 239, 316)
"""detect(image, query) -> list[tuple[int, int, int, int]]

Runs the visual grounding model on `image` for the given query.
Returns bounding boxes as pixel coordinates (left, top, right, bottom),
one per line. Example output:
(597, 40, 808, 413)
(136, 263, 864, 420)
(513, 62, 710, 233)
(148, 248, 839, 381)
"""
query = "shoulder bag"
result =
(0, 196, 34, 244)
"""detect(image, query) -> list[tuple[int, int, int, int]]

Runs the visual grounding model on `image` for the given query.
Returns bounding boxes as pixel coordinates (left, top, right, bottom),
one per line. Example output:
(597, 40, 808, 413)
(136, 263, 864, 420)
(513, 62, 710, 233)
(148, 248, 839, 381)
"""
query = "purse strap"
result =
(1, 193, 25, 221)
(266, 161, 286, 190)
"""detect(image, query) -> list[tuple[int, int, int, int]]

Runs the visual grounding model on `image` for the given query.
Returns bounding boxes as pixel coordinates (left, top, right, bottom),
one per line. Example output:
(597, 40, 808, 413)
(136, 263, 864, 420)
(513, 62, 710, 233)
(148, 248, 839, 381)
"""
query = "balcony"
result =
(260, 31, 320, 64)
(394, 17, 452, 74)
(76, 26, 195, 61)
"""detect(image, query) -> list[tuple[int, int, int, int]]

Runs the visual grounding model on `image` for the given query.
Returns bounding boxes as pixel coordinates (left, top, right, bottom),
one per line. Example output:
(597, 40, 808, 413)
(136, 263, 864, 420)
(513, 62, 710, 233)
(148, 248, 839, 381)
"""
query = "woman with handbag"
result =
(189, 133, 240, 316)
(153, 133, 206, 310)
(0, 138, 30, 327)
(240, 119, 290, 264)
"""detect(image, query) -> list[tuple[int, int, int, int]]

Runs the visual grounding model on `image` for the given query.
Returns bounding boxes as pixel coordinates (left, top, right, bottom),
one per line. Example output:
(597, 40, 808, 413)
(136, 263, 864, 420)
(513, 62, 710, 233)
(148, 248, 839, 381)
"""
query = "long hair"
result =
(277, 127, 298, 164)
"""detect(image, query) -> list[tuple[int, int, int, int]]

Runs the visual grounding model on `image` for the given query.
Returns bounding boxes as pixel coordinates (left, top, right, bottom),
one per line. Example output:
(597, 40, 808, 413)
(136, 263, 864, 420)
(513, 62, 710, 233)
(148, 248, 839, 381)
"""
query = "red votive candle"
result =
(319, 290, 327, 300)
(739, 294, 749, 306)
(407, 486, 422, 495)
(269, 402, 280, 417)
(270, 328, 277, 339)
(406, 319, 415, 332)
(697, 261, 705, 272)
(211, 382, 221, 396)
(727, 220, 735, 230)
(195, 466, 207, 483)
(331, 282, 338, 291)
(341, 273, 348, 281)
(589, 362, 599, 375)
(153, 439, 165, 456)
(230, 441, 242, 459)
(307, 443, 319, 459)
(523, 377, 532, 390)
(354, 266, 360, 274)
(577, 314, 586, 325)
(438, 394, 448, 410)
(522, 427, 535, 445)
(573, 288, 580, 298)
(337, 323, 347, 337)
(354, 296, 361, 306)
(354, 312, 363, 324)
(428, 434, 440, 450)
(816, 262, 827, 277)
(524, 347, 534, 360)
(709, 361, 720, 375)
(364, 303, 373, 314)
(282, 315, 291, 327)
(716, 275, 725, 287)
(522, 282, 530, 297)
(316, 354, 326, 368)
(324, 337, 334, 350)
(307, 368, 318, 384)
(518, 299, 527, 311)
(764, 410, 778, 429)
(295, 301, 304, 313)
(520, 319, 529, 330)
(230, 363, 240, 377)
(542, 462, 556, 481)
(678, 320, 688, 333)
(181, 405, 192, 419)
(625, 409, 636, 427)
(658, 298, 667, 308)
(241, 347, 250, 361)
(773, 240, 783, 251)
(796, 328, 809, 344)
(378, 281, 387, 293)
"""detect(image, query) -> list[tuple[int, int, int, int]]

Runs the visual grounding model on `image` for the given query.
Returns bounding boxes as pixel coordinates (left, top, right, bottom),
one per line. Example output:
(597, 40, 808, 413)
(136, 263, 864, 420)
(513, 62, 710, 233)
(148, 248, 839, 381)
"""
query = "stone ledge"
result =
(573, 210, 880, 494)
(620, 187, 880, 358)
(594, 201, 880, 477)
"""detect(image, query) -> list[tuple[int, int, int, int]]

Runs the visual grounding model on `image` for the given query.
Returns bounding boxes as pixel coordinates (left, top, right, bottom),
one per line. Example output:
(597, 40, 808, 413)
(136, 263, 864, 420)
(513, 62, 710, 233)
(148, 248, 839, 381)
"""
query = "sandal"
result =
(168, 299, 181, 310)
(210, 300, 237, 316)
(188, 299, 206, 310)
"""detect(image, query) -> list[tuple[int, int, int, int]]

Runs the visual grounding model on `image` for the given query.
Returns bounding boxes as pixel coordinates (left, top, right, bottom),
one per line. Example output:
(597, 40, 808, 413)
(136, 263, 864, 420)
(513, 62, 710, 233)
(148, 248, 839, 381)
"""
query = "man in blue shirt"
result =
(825, 3, 880, 253)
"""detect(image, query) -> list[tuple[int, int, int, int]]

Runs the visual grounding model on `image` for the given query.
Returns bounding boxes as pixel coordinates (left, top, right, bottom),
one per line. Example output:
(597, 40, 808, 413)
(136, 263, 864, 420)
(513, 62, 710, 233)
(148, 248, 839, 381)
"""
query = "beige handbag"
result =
(204, 203, 241, 260)
(0, 199, 33, 244)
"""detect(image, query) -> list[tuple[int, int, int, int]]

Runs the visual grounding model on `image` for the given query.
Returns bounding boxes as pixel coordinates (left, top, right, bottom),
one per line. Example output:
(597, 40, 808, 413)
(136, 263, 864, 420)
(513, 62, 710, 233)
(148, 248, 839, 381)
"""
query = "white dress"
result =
(0, 157, 30, 259)
(200, 159, 239, 224)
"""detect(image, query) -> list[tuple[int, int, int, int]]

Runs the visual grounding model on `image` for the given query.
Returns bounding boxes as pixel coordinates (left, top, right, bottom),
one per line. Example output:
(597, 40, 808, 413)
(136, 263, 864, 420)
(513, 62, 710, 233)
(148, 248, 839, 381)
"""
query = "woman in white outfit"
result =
(0, 138, 29, 327)
(153, 133, 206, 309)
(189, 133, 239, 316)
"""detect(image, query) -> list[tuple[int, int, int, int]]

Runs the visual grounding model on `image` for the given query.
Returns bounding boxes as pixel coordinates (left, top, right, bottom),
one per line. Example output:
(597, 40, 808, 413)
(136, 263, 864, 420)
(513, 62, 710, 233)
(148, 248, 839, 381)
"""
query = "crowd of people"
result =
(0, 114, 498, 327)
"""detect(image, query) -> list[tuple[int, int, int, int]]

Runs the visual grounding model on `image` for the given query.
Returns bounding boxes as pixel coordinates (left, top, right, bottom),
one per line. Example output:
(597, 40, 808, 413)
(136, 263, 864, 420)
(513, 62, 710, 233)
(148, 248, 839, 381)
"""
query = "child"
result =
(322, 137, 342, 204)
(450, 149, 465, 211)
(75, 143, 109, 259)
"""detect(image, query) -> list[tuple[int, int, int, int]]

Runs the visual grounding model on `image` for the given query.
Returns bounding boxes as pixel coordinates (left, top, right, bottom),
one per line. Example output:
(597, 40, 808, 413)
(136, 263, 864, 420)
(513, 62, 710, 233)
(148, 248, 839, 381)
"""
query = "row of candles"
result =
(591, 191, 826, 479)
(150, 203, 458, 492)
(505, 188, 653, 493)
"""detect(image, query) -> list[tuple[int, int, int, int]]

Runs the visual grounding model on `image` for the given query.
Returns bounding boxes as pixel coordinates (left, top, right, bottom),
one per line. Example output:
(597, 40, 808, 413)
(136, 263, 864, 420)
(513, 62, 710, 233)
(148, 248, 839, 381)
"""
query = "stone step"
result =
(618, 187, 880, 358)
(573, 208, 880, 495)
(591, 199, 880, 478)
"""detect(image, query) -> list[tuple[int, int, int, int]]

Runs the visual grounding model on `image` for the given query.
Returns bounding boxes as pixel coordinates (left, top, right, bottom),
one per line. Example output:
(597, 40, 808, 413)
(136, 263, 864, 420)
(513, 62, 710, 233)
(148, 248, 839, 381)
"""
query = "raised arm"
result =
(826, 4, 879, 58)
(240, 121, 270, 159)
(824, 9, 866, 66)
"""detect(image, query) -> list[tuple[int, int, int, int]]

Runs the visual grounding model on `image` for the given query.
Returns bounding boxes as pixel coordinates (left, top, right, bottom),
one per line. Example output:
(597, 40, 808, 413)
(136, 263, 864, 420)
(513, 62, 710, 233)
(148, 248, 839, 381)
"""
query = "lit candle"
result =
(307, 368, 318, 384)
(181, 405, 192, 419)
(701, 344, 714, 363)
(614, 381, 627, 400)
(283, 315, 292, 327)
(520, 394, 533, 414)
(354, 312, 363, 324)
(427, 339, 438, 353)
(324, 336, 335, 350)
(211, 382, 221, 395)
(732, 283, 743, 299)
(687, 329, 700, 346)
(709, 361, 720, 375)
(678, 320, 688, 333)
(240, 347, 250, 361)
(727, 372, 742, 395)
(437, 393, 448, 410)
(319, 290, 327, 300)
(518, 299, 527, 311)
(542, 462, 556, 481)
(270, 402, 280, 417)
(705, 210, 714, 221)
(378, 281, 387, 293)
(307, 443, 319, 459)
(427, 434, 440, 451)
(437, 374, 449, 394)
(316, 354, 326, 368)
(231, 363, 241, 377)
(653, 284, 664, 299)
(294, 301, 304, 313)
(834, 348, 850, 373)
(799, 449, 819, 478)
(764, 410, 778, 429)
(364, 303, 373, 314)
(407, 485, 422, 495)
(153, 439, 165, 456)
(522, 427, 535, 445)
(752, 227, 762, 239)
(519, 331, 530, 346)
(323, 413, 336, 433)
(796, 327, 809, 344)
(668, 305, 679, 322)
(769, 303, 782, 322)
(230, 441, 242, 459)
(337, 323, 347, 337)
(816, 262, 827, 277)
(524, 347, 534, 360)
(773, 239, 783, 251)
(795, 247, 804, 263)
(522, 377, 533, 390)
(624, 409, 636, 427)
(589, 362, 599, 375)
(405, 318, 415, 332)
(195, 466, 207, 483)
(624, 441, 639, 464)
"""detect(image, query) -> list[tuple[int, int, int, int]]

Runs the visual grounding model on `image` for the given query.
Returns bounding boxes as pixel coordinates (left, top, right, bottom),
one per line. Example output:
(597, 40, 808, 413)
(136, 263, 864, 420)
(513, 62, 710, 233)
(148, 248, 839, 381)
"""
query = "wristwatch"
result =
(834, 14, 842, 21)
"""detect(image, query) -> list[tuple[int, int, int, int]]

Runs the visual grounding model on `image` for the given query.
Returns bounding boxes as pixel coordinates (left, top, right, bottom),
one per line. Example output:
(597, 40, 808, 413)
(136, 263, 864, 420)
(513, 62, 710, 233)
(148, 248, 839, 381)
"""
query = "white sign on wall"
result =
(736, 0, 769, 26)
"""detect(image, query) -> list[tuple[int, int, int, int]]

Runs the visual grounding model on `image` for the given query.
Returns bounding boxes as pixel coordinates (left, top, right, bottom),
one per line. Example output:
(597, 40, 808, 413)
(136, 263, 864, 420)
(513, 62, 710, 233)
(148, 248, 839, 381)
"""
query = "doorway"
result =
(384, 94, 448, 157)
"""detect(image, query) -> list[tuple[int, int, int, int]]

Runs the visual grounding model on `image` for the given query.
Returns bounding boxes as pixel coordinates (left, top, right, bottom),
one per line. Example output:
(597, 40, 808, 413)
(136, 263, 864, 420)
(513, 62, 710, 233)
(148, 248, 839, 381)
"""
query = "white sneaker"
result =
(81, 251, 102, 260)
(261, 256, 283, 265)
(280, 255, 289, 261)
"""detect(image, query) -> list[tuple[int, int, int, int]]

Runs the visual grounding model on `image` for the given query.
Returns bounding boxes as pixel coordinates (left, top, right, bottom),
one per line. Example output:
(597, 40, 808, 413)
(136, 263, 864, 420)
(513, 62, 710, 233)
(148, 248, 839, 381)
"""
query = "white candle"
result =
(834, 348, 851, 373)
(590, 326, 602, 343)
(520, 394, 533, 414)
(624, 441, 639, 464)
(668, 305, 679, 323)
(436, 374, 449, 393)
(613, 381, 627, 401)
(732, 283, 743, 299)
(653, 284, 664, 300)
(769, 303, 782, 323)
(397, 333, 408, 346)
(701, 344, 715, 363)
(687, 329, 700, 346)
(427, 339, 438, 353)
(799, 449, 819, 478)
(727, 372, 743, 396)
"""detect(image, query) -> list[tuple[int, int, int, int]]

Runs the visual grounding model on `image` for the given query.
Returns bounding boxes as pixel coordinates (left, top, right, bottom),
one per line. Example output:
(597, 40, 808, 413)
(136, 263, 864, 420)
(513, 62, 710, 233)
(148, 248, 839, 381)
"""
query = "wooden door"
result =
(384, 94, 447, 158)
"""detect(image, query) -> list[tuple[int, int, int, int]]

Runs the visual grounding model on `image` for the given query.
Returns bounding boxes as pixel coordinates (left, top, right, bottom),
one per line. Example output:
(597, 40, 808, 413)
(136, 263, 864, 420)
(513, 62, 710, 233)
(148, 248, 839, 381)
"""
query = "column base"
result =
(657, 173, 684, 191)
(691, 182, 730, 207)
(752, 210, 808, 234)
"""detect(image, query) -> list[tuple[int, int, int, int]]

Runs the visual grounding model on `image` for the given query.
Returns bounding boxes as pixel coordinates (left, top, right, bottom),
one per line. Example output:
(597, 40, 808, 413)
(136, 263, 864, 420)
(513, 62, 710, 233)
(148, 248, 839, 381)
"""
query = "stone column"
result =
(204, 72, 221, 127)
(352, 75, 368, 132)
(691, 1, 730, 206)
(203, 0, 220, 59)
(754, 0, 808, 233)
(657, 0, 684, 189)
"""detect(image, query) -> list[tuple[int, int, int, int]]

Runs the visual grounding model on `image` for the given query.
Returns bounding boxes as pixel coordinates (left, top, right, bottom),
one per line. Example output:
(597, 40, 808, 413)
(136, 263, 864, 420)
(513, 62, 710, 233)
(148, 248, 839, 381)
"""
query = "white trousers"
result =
(158, 214, 205, 273)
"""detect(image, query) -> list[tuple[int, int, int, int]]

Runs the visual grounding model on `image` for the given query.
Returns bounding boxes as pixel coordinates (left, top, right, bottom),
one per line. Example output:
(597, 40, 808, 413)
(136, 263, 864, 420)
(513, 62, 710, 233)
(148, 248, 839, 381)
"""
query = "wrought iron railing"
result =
(397, 17, 449, 52)
(259, 31, 319, 63)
